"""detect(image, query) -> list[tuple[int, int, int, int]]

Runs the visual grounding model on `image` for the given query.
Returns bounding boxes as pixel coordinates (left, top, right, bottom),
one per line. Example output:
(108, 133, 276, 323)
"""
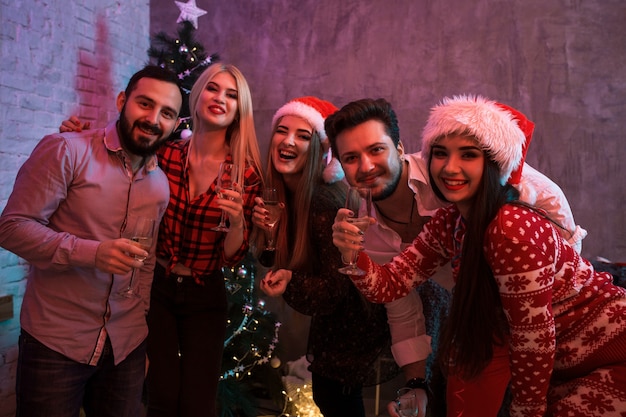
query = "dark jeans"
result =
(16, 330, 145, 417)
(311, 372, 365, 417)
(146, 264, 227, 417)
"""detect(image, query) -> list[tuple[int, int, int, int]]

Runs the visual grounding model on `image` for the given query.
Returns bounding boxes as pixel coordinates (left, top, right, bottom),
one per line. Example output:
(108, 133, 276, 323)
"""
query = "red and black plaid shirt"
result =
(156, 140, 261, 283)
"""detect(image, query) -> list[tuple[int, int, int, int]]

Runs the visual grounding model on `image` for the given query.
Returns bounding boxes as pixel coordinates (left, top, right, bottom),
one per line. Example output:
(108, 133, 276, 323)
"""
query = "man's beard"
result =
(118, 110, 167, 157)
(372, 158, 403, 202)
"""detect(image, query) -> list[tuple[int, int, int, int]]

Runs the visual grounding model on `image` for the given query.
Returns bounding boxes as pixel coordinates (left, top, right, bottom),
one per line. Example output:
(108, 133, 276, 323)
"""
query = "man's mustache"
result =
(136, 121, 163, 137)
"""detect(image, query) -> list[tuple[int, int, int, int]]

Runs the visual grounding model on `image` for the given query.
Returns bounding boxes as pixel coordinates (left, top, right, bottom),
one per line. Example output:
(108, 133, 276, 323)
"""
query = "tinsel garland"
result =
(220, 322, 281, 381)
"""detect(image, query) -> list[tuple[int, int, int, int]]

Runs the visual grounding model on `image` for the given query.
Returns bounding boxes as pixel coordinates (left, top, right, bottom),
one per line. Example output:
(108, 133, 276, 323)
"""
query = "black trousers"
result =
(146, 264, 227, 417)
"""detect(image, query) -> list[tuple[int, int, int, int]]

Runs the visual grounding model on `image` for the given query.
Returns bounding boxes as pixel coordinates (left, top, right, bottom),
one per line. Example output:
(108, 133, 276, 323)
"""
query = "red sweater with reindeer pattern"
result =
(351, 203, 626, 417)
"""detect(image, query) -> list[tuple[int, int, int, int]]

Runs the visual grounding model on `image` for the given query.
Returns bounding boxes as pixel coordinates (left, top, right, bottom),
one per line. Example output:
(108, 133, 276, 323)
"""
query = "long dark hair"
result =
(434, 155, 520, 379)
(258, 121, 346, 271)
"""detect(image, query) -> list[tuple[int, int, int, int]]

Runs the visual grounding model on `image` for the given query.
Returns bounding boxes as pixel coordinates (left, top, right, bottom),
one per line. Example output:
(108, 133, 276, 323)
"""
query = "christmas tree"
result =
(148, 16, 284, 417)
(219, 253, 284, 417)
(147, 20, 218, 139)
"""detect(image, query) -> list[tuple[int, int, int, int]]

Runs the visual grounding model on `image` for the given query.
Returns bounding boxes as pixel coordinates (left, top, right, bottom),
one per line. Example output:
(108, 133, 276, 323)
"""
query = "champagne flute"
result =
(262, 187, 281, 250)
(119, 216, 156, 298)
(258, 187, 281, 267)
(211, 162, 238, 232)
(338, 186, 372, 275)
(395, 387, 419, 417)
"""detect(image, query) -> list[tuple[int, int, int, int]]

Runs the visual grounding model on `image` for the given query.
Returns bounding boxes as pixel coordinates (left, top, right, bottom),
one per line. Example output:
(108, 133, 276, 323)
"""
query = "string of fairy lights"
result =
(220, 263, 282, 382)
(278, 384, 322, 417)
(220, 320, 281, 381)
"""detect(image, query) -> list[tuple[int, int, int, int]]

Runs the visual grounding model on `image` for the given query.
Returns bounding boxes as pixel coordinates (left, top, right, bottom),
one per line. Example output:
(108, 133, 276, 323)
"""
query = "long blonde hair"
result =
(188, 63, 263, 180)
(263, 122, 345, 270)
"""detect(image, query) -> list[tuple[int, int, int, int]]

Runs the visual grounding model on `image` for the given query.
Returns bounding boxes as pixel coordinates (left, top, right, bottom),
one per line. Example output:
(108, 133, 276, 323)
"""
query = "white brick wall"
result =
(0, 1, 150, 414)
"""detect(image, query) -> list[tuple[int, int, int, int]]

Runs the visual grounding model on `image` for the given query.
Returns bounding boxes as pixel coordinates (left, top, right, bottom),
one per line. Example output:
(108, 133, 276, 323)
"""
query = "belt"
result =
(155, 262, 194, 283)
(169, 271, 193, 283)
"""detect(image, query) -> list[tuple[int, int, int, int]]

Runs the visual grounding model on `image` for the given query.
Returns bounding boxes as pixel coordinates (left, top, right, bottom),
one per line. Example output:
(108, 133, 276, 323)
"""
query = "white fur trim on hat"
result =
(421, 95, 526, 185)
(272, 97, 334, 141)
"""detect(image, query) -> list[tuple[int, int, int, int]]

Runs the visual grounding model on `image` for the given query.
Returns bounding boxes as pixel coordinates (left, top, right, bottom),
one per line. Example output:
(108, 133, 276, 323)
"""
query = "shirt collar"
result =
(405, 152, 430, 186)
(405, 152, 448, 216)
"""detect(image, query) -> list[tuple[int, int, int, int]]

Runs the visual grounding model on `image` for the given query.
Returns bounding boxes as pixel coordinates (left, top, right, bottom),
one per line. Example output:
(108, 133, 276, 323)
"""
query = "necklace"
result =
(376, 198, 416, 225)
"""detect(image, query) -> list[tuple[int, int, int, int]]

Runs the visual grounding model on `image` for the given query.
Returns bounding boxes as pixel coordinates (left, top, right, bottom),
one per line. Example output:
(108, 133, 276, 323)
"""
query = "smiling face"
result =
(116, 77, 182, 157)
(270, 115, 314, 181)
(334, 119, 403, 201)
(429, 134, 485, 217)
(196, 71, 239, 130)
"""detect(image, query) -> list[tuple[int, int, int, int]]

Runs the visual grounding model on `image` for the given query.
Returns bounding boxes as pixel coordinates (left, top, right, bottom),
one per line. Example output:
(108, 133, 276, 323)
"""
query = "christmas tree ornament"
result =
(270, 356, 281, 369)
(180, 128, 193, 139)
(237, 266, 248, 278)
(224, 281, 242, 295)
(242, 303, 253, 316)
(174, 0, 207, 30)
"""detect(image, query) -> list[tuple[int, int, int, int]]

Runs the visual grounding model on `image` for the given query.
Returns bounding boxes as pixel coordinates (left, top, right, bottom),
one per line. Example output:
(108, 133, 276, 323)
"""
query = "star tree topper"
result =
(175, 0, 207, 30)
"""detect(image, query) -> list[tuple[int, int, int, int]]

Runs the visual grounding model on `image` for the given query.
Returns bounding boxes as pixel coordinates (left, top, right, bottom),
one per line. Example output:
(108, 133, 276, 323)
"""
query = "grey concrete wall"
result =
(152, 0, 626, 262)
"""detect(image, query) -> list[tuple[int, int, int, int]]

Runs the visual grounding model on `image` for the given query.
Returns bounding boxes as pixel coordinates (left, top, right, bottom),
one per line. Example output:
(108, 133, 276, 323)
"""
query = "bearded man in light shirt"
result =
(0, 65, 182, 417)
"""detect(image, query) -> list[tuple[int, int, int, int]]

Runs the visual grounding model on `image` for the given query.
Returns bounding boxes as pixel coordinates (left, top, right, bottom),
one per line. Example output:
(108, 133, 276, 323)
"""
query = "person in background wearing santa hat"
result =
(61, 63, 264, 417)
(331, 95, 626, 417)
(256, 96, 401, 417)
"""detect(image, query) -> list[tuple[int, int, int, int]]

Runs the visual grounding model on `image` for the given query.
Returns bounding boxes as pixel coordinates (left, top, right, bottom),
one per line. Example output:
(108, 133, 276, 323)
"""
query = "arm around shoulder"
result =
(516, 163, 587, 252)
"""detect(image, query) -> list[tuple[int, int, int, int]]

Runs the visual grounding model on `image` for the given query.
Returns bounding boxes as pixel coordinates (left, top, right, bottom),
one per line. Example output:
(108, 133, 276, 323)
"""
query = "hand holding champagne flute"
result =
(119, 216, 156, 298)
(338, 186, 372, 275)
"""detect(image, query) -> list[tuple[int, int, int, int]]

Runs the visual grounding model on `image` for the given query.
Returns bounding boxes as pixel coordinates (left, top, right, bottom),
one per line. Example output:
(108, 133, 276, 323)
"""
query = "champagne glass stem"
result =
(211, 187, 232, 232)
(265, 226, 276, 250)
(125, 268, 137, 293)
(217, 210, 227, 229)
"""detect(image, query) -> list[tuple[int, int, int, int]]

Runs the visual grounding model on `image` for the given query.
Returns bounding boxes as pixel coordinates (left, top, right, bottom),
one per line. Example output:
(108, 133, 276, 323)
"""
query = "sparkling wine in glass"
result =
(338, 186, 372, 276)
(119, 216, 156, 298)
(262, 188, 281, 249)
(211, 162, 238, 232)
(258, 187, 281, 267)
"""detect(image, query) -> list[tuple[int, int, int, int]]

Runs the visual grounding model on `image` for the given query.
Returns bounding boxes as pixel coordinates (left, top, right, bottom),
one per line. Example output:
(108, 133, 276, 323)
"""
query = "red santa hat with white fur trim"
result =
(271, 96, 344, 183)
(421, 95, 528, 185)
